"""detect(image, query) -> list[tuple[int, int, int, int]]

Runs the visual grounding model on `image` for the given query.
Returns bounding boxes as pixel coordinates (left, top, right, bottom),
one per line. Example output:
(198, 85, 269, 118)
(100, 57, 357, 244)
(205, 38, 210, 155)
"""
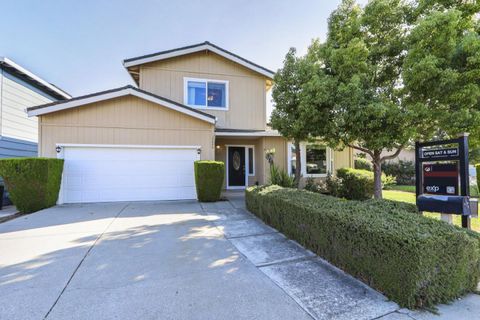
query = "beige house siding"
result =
(138, 51, 268, 130)
(262, 136, 288, 184)
(1, 72, 53, 142)
(334, 148, 354, 172)
(38, 95, 215, 159)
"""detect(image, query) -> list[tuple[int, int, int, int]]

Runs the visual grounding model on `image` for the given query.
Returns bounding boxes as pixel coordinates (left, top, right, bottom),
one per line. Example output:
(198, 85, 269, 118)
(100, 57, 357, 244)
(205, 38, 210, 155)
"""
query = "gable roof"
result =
(123, 41, 275, 81)
(27, 85, 216, 124)
(0, 57, 71, 100)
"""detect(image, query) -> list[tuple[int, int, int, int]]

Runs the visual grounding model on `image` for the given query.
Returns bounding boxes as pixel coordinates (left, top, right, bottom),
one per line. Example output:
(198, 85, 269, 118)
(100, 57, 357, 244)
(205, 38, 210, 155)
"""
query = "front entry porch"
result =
(213, 132, 288, 190)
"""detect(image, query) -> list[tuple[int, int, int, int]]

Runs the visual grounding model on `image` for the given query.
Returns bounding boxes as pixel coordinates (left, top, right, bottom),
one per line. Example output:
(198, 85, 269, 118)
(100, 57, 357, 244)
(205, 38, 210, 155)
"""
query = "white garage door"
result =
(58, 145, 200, 203)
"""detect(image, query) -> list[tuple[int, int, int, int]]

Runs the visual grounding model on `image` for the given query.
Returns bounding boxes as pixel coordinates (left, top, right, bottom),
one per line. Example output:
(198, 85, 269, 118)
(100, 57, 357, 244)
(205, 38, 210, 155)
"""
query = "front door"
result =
(228, 146, 246, 187)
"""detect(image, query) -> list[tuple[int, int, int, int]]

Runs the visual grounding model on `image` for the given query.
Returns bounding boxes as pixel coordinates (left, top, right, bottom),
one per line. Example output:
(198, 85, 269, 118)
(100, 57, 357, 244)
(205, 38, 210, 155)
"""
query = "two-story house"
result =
(0, 57, 70, 158)
(27, 42, 353, 203)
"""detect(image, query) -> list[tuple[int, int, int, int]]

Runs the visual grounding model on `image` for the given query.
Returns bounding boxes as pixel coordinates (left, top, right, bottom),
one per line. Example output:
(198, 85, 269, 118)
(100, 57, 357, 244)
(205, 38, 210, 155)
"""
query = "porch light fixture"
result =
(55, 146, 62, 153)
(197, 148, 201, 155)
(216, 145, 221, 149)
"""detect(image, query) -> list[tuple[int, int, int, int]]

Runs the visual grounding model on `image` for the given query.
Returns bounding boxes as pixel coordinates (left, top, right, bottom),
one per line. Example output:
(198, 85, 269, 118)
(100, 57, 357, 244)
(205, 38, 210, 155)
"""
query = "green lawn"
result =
(385, 185, 415, 193)
(383, 190, 480, 232)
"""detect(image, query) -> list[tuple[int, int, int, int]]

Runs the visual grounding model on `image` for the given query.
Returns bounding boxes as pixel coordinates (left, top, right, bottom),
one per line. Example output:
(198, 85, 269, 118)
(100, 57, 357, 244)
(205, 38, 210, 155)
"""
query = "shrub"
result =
(476, 164, 480, 189)
(471, 184, 479, 197)
(246, 185, 480, 309)
(194, 161, 225, 202)
(382, 160, 415, 185)
(335, 168, 396, 200)
(0, 158, 64, 213)
(269, 164, 295, 188)
(325, 173, 341, 197)
(354, 158, 373, 171)
(304, 177, 318, 192)
(336, 168, 374, 200)
(382, 173, 397, 189)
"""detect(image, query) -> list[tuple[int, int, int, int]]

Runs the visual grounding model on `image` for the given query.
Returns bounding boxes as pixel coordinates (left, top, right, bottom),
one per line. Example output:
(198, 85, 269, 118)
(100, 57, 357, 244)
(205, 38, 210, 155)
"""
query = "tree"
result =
(301, 0, 480, 199)
(403, 1, 480, 145)
(271, 48, 312, 186)
(303, 0, 415, 199)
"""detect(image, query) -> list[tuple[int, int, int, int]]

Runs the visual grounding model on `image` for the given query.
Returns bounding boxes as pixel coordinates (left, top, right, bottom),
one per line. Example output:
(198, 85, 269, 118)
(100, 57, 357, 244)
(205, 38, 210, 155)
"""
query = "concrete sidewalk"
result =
(0, 205, 19, 221)
(0, 192, 478, 319)
(218, 192, 480, 320)
(204, 193, 399, 320)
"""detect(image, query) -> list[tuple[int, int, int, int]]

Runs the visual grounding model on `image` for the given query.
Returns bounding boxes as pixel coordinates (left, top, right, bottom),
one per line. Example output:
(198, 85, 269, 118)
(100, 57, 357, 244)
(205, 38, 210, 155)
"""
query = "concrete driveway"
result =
(1, 193, 477, 320)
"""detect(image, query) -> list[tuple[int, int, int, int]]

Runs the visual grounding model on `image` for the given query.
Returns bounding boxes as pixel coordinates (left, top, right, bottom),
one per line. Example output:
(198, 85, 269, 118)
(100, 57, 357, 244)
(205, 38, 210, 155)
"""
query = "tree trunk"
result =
(294, 139, 302, 188)
(372, 151, 383, 199)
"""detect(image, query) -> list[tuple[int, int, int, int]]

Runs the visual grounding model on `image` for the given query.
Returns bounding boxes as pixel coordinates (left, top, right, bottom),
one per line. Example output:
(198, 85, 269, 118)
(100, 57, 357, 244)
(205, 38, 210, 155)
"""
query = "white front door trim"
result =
(225, 144, 254, 190)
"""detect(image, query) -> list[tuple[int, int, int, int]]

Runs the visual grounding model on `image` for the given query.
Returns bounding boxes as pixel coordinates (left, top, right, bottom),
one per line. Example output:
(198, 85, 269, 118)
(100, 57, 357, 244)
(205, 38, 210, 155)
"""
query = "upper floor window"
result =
(184, 77, 228, 110)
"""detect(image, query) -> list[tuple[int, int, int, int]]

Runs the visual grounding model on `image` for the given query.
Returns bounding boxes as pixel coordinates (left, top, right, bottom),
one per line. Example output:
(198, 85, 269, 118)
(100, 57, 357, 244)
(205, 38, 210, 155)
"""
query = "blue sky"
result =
(0, 0, 366, 113)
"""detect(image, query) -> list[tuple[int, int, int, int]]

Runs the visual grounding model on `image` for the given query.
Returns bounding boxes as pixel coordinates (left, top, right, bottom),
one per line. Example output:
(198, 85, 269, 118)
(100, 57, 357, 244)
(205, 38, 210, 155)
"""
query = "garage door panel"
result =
(65, 148, 198, 161)
(59, 146, 200, 203)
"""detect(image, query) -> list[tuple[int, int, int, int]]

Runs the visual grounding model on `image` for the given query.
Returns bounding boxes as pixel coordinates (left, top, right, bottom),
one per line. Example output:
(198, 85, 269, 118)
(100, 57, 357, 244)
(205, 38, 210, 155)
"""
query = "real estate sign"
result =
(421, 147, 458, 159)
(415, 135, 472, 229)
(422, 163, 459, 195)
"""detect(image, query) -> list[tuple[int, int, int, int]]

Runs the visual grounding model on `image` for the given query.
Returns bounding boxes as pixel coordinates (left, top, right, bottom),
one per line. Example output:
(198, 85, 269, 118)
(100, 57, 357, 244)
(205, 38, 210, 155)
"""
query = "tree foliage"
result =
(403, 0, 480, 145)
(298, 0, 480, 198)
(271, 48, 312, 186)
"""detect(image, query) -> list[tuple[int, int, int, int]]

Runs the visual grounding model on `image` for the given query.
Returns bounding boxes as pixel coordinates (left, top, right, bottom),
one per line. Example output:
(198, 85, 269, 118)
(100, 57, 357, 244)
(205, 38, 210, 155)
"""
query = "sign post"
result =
(415, 133, 472, 229)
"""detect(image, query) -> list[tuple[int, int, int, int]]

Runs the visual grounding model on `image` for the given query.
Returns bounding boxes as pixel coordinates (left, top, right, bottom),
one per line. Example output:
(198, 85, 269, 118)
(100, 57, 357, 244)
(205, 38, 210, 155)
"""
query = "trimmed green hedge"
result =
(194, 161, 225, 202)
(0, 158, 64, 213)
(246, 185, 480, 309)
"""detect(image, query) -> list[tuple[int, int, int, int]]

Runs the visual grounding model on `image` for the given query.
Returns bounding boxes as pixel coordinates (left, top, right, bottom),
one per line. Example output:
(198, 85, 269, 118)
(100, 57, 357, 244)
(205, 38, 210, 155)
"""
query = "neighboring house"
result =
(27, 41, 353, 204)
(0, 57, 70, 158)
(354, 148, 415, 164)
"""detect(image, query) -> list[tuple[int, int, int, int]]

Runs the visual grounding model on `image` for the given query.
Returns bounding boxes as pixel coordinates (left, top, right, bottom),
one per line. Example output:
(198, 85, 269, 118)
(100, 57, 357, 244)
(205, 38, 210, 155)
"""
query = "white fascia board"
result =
(56, 143, 201, 150)
(207, 46, 274, 79)
(214, 131, 281, 137)
(123, 45, 210, 68)
(129, 88, 216, 124)
(123, 44, 275, 79)
(27, 88, 216, 124)
(27, 89, 128, 117)
(0, 57, 71, 99)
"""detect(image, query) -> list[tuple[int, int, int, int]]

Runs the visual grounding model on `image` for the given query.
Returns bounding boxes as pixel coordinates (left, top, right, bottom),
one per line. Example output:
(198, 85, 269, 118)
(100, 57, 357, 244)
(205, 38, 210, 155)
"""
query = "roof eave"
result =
(214, 131, 281, 137)
(123, 42, 275, 80)
(0, 57, 71, 100)
(27, 86, 216, 124)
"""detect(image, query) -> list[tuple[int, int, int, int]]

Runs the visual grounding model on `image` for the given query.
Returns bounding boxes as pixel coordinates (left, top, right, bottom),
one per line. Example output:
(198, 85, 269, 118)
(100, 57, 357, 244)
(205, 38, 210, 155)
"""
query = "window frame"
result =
(183, 77, 229, 110)
(248, 147, 255, 176)
(287, 142, 333, 178)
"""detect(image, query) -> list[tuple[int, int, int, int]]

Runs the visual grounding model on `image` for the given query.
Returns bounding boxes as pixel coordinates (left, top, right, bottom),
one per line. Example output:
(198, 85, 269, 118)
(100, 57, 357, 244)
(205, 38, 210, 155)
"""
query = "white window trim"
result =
(287, 142, 333, 178)
(225, 144, 254, 189)
(183, 77, 229, 111)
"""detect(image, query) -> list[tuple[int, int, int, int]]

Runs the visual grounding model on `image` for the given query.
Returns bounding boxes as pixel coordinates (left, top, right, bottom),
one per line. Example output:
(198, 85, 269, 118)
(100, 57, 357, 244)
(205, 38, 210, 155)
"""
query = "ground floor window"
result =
(248, 147, 254, 176)
(306, 144, 327, 175)
(290, 144, 297, 176)
(288, 142, 332, 177)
